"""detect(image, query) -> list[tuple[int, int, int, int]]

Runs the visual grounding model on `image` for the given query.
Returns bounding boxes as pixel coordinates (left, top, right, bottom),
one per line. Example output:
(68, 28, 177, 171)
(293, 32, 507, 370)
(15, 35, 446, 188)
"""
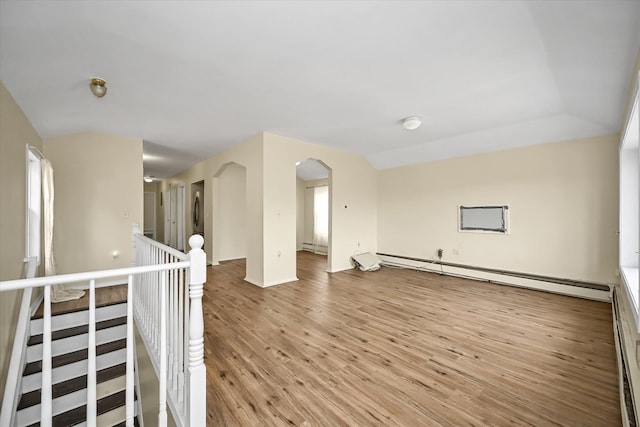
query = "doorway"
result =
(143, 192, 156, 240)
(163, 184, 185, 250)
(296, 159, 331, 274)
(212, 162, 247, 269)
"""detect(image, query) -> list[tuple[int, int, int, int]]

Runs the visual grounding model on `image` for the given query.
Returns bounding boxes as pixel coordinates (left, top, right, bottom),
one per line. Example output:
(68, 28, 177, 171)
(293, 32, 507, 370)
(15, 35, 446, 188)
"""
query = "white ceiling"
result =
(1, 1, 639, 178)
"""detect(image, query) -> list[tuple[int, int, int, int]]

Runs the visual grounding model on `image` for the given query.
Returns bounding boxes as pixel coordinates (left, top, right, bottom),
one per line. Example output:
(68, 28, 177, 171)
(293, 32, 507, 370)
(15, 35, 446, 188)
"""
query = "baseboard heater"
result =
(302, 242, 327, 253)
(612, 288, 638, 427)
(377, 252, 610, 291)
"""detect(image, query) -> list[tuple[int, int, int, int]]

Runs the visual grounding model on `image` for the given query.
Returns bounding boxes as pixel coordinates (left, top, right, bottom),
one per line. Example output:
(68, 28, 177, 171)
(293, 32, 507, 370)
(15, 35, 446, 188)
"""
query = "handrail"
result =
(0, 262, 190, 291)
(0, 257, 38, 427)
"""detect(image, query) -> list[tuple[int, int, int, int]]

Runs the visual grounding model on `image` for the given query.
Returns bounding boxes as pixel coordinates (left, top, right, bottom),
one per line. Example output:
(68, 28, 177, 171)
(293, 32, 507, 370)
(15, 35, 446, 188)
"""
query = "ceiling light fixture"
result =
(402, 116, 422, 130)
(144, 176, 154, 183)
(89, 77, 107, 98)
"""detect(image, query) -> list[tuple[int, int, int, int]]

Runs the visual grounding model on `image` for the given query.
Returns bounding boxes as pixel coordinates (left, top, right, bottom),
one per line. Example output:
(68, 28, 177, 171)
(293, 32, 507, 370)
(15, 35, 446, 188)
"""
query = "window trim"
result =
(458, 205, 509, 234)
(25, 145, 42, 266)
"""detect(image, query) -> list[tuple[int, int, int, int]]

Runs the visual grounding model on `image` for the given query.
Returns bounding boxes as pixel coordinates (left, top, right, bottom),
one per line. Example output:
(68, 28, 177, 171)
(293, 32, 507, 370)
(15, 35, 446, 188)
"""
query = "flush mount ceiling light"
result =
(143, 176, 154, 183)
(89, 77, 107, 98)
(401, 116, 422, 130)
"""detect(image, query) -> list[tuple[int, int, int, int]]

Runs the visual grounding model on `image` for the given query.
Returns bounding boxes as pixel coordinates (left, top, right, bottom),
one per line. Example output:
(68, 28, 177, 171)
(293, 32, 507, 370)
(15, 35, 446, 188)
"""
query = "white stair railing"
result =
(132, 225, 207, 427)
(0, 257, 37, 427)
(0, 227, 207, 427)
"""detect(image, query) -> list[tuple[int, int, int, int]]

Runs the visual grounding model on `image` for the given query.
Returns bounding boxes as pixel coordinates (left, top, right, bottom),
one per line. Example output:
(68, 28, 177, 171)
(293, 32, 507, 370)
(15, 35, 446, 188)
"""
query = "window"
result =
(312, 185, 329, 250)
(26, 145, 42, 265)
(459, 205, 509, 233)
(619, 75, 639, 324)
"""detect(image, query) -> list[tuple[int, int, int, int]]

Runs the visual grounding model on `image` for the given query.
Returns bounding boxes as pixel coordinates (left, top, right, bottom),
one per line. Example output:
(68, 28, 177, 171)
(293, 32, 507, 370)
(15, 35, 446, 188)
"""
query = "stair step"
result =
(18, 363, 127, 410)
(18, 375, 131, 426)
(30, 302, 127, 336)
(28, 316, 128, 346)
(24, 339, 126, 377)
(32, 297, 128, 320)
(23, 346, 126, 394)
(27, 324, 127, 363)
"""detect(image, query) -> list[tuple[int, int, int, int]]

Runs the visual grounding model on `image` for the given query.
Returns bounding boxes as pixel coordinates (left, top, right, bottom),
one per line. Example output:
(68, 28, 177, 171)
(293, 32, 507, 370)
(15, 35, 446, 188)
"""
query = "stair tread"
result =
(18, 363, 127, 410)
(28, 316, 128, 346)
(31, 298, 127, 320)
(23, 339, 127, 376)
(113, 416, 141, 427)
(25, 389, 137, 427)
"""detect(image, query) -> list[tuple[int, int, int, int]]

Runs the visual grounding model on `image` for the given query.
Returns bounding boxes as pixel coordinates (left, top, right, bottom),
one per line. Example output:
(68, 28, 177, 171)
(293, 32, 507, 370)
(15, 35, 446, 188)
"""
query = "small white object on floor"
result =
(352, 252, 381, 272)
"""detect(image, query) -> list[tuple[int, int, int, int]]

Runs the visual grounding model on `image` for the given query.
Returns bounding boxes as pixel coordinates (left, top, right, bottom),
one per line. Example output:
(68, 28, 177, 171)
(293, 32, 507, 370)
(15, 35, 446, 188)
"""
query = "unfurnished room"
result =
(0, 1, 639, 426)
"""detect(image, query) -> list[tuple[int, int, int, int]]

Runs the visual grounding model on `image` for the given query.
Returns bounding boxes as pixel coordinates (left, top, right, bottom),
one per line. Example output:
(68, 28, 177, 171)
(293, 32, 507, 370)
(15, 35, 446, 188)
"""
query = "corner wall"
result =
(43, 132, 143, 274)
(378, 134, 619, 284)
(0, 81, 43, 404)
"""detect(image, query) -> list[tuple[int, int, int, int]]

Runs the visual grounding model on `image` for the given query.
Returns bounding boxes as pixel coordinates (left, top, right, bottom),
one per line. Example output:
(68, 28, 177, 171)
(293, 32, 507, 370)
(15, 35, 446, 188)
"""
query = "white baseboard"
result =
(243, 276, 299, 288)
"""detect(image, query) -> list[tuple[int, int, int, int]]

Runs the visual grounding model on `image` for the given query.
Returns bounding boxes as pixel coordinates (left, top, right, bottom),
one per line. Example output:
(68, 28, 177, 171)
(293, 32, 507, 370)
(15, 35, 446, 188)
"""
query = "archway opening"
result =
(296, 158, 331, 275)
(212, 162, 248, 280)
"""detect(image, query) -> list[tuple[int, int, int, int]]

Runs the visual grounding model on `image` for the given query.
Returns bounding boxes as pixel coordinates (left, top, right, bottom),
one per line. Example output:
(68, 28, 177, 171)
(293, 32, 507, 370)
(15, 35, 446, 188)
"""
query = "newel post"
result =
(187, 234, 206, 426)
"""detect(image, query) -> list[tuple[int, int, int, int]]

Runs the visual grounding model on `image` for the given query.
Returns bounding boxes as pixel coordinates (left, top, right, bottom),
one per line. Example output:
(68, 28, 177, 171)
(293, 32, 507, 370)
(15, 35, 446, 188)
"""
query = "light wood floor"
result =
(203, 252, 620, 426)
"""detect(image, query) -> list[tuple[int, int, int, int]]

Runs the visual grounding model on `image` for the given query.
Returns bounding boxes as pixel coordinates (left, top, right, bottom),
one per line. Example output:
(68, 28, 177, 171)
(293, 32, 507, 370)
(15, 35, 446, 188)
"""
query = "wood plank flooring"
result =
(203, 252, 621, 426)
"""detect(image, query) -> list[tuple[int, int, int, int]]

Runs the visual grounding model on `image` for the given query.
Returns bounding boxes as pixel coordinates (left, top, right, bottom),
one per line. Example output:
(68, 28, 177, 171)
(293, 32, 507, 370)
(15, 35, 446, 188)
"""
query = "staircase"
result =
(1, 228, 207, 427)
(15, 295, 140, 427)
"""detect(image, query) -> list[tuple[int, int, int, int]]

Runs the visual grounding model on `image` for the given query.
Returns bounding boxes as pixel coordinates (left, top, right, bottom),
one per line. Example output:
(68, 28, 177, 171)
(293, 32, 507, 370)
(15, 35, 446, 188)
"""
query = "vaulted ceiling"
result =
(1, 1, 638, 178)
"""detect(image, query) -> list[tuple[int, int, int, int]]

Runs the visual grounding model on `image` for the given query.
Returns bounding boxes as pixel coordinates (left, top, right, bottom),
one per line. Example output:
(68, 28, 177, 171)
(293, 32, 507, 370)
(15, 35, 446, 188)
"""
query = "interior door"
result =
(143, 192, 156, 240)
(164, 190, 170, 245)
(177, 185, 185, 250)
(170, 187, 177, 248)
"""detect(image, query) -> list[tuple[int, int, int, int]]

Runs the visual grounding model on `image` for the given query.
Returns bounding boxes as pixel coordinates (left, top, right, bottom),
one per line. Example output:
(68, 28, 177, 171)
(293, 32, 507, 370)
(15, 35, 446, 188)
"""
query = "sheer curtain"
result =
(42, 159, 85, 303)
(312, 185, 329, 253)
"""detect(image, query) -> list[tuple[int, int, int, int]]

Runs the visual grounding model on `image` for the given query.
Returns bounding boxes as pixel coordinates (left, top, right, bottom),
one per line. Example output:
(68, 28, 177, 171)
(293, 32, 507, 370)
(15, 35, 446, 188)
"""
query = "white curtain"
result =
(312, 185, 329, 253)
(42, 159, 85, 303)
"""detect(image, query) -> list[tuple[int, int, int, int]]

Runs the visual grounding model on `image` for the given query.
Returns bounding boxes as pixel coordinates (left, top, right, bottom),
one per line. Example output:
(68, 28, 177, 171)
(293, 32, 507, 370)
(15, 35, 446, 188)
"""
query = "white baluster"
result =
(172, 263, 179, 392)
(126, 275, 135, 426)
(187, 234, 206, 426)
(159, 271, 168, 426)
(178, 267, 185, 403)
(87, 280, 97, 426)
(41, 285, 52, 427)
(168, 265, 174, 388)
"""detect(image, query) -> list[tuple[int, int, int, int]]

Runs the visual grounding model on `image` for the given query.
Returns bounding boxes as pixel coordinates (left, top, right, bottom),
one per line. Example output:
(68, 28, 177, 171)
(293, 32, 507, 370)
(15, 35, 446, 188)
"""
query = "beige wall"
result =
(43, 132, 143, 274)
(163, 134, 264, 282)
(216, 162, 247, 261)
(378, 134, 619, 284)
(166, 132, 377, 286)
(0, 81, 43, 405)
(262, 133, 378, 280)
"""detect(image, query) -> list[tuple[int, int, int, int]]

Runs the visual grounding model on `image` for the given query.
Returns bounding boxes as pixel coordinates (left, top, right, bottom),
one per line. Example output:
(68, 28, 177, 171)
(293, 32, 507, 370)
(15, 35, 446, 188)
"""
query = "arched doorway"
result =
(212, 162, 247, 278)
(296, 158, 332, 274)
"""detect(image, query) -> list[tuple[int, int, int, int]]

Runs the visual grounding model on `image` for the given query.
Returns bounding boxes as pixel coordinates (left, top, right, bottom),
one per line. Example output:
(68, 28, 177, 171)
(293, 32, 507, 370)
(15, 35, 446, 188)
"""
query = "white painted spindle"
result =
(126, 275, 135, 426)
(159, 271, 168, 427)
(87, 280, 97, 426)
(41, 285, 52, 427)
